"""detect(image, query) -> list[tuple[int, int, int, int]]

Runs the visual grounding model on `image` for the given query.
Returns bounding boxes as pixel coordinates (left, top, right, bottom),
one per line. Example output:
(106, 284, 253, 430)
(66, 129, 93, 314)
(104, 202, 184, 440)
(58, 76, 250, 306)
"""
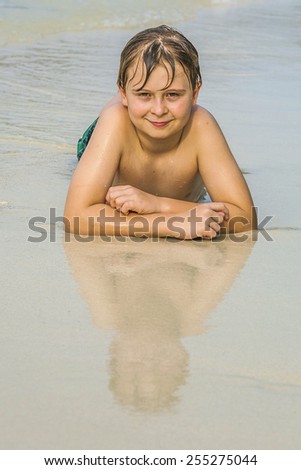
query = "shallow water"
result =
(0, 0, 254, 46)
(1, 0, 301, 450)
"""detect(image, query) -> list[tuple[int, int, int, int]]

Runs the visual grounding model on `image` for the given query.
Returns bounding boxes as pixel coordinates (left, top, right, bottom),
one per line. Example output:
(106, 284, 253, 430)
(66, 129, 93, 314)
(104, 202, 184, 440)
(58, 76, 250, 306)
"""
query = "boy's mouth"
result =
(149, 120, 171, 127)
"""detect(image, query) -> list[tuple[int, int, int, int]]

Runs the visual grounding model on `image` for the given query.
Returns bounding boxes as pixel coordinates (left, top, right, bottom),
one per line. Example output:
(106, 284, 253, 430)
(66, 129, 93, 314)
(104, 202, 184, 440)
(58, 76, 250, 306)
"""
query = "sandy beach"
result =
(1, 0, 301, 450)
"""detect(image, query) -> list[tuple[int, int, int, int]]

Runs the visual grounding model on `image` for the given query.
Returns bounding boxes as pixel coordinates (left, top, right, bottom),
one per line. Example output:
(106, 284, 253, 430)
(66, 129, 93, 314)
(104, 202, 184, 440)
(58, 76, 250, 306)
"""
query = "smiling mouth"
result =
(149, 120, 171, 127)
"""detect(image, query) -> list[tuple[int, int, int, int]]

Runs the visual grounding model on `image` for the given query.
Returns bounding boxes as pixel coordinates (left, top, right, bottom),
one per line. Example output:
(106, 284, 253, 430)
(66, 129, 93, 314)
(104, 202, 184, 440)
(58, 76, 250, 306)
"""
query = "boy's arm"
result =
(105, 184, 201, 215)
(196, 108, 257, 233)
(65, 200, 227, 239)
(64, 105, 123, 222)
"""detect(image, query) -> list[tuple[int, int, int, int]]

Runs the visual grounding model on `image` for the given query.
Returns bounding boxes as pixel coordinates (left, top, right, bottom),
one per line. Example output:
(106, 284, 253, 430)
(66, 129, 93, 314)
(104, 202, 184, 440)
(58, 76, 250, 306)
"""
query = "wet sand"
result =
(1, 0, 301, 450)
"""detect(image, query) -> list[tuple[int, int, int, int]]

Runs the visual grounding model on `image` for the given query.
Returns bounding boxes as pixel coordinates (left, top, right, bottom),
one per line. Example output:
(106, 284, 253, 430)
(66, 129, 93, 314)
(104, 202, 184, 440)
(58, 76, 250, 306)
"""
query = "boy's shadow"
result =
(64, 235, 255, 413)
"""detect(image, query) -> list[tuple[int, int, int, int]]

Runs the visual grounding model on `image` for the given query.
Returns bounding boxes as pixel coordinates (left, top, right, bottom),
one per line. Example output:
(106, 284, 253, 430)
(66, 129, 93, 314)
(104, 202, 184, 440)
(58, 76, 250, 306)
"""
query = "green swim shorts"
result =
(77, 117, 99, 160)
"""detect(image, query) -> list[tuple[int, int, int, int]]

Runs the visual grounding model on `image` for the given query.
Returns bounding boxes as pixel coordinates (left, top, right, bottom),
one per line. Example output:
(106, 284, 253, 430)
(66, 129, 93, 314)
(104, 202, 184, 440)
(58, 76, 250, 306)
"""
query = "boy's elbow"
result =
(63, 207, 105, 236)
(63, 201, 87, 235)
(227, 205, 257, 234)
(250, 206, 258, 230)
(63, 211, 76, 234)
(239, 206, 258, 232)
(63, 204, 82, 234)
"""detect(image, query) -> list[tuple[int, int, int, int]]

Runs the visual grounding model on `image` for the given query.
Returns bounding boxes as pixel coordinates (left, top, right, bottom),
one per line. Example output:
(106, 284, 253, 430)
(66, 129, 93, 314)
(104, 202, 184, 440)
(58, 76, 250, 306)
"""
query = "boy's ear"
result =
(192, 82, 202, 105)
(119, 86, 128, 107)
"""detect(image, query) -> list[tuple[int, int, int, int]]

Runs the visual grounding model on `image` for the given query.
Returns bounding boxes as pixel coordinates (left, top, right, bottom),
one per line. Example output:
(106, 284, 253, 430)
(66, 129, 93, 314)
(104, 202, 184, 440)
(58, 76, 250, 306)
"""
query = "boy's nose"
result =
(151, 97, 167, 116)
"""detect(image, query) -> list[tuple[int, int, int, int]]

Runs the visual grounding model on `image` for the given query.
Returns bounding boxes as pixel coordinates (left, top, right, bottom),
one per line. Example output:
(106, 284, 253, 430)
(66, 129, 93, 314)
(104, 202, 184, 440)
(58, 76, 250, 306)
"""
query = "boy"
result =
(64, 25, 257, 239)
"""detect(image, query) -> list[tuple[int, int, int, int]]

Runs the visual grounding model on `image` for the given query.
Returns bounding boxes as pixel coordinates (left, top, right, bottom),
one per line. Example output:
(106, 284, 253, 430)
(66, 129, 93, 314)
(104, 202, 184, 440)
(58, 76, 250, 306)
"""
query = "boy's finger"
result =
(202, 229, 217, 240)
(216, 211, 227, 221)
(210, 202, 229, 216)
(209, 221, 221, 233)
(106, 187, 133, 202)
(209, 213, 224, 224)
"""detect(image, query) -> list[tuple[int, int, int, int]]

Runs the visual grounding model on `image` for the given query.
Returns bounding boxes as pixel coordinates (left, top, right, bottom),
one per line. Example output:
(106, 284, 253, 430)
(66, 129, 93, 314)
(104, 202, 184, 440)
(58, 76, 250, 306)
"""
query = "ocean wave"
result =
(0, 0, 253, 46)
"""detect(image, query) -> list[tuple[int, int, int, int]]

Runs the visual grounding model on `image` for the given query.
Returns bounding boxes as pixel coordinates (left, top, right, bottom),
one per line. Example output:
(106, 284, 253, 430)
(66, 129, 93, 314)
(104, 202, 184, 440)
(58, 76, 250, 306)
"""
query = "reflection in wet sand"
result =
(64, 235, 255, 413)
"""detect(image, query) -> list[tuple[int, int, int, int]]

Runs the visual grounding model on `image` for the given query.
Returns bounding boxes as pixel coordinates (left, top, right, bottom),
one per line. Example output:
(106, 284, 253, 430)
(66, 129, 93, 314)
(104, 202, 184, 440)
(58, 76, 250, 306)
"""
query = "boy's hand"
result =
(105, 188, 229, 239)
(105, 185, 160, 215)
(182, 202, 229, 239)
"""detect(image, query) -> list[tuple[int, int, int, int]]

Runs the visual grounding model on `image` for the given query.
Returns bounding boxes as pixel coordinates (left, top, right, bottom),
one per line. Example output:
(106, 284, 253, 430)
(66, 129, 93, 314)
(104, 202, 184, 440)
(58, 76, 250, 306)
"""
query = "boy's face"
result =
(119, 61, 200, 142)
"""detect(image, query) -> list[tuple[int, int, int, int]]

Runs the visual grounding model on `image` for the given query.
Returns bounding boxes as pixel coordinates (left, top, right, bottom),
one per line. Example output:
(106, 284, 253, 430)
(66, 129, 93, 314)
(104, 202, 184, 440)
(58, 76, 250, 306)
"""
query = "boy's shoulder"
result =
(99, 98, 129, 124)
(191, 105, 216, 128)
(96, 99, 135, 146)
(189, 106, 222, 146)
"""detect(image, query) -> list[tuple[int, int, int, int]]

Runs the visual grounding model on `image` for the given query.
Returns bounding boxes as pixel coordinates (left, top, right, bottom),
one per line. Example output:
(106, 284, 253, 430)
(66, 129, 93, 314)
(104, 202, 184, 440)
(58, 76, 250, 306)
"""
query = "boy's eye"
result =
(137, 92, 151, 98)
(166, 92, 180, 99)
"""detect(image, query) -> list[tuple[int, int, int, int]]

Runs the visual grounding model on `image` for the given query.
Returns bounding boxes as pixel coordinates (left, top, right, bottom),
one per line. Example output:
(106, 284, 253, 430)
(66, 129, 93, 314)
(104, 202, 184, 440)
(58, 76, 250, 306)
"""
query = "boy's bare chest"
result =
(116, 149, 203, 200)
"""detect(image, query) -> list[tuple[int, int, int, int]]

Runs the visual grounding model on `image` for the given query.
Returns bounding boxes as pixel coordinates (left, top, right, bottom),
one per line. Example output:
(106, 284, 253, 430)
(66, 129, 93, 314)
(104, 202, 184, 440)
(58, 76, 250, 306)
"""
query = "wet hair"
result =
(117, 25, 202, 91)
